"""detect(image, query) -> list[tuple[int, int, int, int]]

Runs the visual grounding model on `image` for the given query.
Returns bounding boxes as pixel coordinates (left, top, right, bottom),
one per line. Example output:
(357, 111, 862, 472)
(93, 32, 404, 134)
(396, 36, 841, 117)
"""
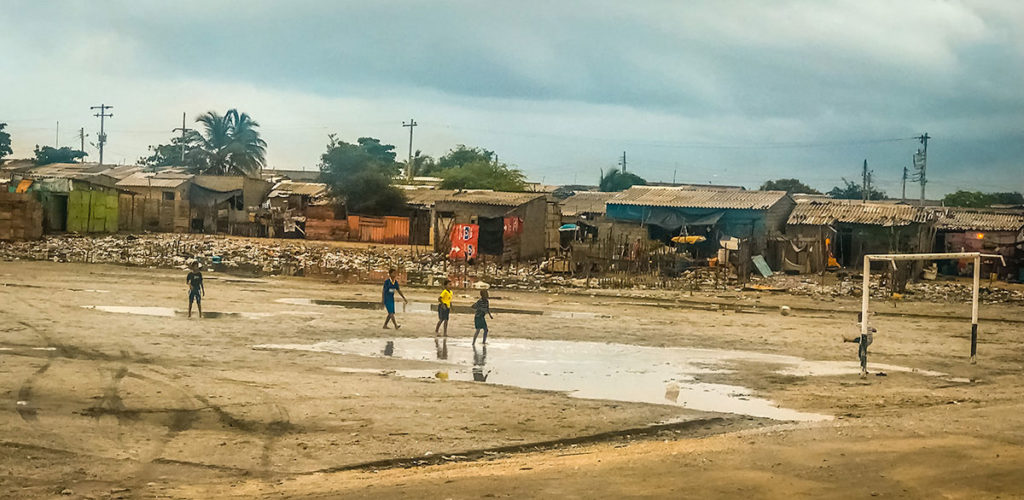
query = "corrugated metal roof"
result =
(269, 180, 328, 198)
(788, 200, 932, 226)
(434, 190, 546, 207)
(608, 186, 789, 210)
(936, 209, 1024, 232)
(116, 172, 193, 189)
(193, 175, 248, 191)
(100, 164, 142, 180)
(560, 191, 616, 216)
(401, 188, 458, 207)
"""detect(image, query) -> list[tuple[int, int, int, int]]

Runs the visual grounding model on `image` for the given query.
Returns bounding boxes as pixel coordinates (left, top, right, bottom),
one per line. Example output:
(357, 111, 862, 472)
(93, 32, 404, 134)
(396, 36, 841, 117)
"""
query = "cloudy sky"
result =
(2, 0, 1022, 196)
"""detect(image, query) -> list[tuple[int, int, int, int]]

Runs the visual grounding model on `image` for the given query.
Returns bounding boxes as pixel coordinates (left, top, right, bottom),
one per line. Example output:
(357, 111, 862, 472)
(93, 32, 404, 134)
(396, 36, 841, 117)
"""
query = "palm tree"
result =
(192, 109, 267, 176)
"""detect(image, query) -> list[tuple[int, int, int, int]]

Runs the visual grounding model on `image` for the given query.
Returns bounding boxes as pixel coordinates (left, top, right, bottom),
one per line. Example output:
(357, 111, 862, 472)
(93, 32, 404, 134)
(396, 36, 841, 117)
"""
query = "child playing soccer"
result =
(471, 289, 493, 344)
(435, 280, 452, 337)
(382, 268, 408, 329)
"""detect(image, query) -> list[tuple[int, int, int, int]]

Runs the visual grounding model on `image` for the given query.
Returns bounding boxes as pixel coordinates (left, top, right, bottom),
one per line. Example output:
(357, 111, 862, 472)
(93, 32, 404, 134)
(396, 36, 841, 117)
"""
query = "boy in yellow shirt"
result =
(435, 280, 453, 337)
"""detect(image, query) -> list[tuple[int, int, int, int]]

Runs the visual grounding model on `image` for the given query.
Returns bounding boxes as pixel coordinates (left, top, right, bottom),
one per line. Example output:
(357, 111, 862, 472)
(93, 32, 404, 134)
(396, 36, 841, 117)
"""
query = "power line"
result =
(913, 132, 930, 204)
(171, 112, 195, 165)
(402, 118, 417, 181)
(90, 104, 113, 165)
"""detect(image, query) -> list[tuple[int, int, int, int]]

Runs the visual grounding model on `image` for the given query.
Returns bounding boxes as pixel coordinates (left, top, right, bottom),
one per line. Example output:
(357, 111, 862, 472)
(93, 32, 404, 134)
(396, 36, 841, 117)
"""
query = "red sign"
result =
(449, 223, 479, 260)
(503, 217, 523, 238)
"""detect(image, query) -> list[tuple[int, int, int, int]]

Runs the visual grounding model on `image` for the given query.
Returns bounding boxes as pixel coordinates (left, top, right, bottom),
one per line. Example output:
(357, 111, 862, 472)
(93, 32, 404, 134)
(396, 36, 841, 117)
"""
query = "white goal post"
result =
(859, 252, 1006, 376)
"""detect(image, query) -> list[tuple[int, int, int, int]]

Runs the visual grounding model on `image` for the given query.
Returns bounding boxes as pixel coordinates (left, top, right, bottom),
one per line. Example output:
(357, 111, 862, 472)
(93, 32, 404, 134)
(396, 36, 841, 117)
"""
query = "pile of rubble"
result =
(763, 274, 1024, 305)
(4, 236, 1021, 304)
(0, 234, 440, 277)
(0, 234, 567, 288)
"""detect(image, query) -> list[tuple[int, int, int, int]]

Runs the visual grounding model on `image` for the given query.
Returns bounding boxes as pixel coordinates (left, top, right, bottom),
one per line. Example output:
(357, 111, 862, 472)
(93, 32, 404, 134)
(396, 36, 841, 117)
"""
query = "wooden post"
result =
(860, 255, 871, 378)
(971, 254, 980, 363)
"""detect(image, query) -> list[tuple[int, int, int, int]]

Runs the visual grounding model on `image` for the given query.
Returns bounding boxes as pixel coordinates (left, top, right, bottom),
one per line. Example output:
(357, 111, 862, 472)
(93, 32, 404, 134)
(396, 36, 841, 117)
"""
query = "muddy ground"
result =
(1, 260, 1022, 499)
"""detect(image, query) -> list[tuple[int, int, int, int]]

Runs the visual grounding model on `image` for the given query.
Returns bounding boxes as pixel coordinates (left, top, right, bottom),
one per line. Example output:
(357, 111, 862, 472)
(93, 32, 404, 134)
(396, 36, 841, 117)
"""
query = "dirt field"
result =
(1, 260, 1023, 499)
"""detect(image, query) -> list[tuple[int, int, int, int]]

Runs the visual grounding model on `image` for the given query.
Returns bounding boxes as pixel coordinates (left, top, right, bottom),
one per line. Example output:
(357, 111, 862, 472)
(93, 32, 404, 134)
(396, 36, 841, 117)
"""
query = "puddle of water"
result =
(276, 298, 608, 318)
(255, 337, 849, 421)
(84, 306, 178, 317)
(82, 305, 321, 320)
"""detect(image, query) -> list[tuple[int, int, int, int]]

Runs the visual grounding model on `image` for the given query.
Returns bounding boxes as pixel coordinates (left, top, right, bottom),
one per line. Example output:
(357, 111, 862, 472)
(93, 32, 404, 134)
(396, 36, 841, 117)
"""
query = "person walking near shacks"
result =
(382, 268, 408, 330)
(435, 279, 453, 337)
(471, 289, 494, 344)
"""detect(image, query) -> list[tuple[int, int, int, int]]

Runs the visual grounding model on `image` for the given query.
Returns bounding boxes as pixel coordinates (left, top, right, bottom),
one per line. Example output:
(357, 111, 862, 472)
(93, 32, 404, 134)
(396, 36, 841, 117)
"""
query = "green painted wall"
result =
(67, 190, 118, 233)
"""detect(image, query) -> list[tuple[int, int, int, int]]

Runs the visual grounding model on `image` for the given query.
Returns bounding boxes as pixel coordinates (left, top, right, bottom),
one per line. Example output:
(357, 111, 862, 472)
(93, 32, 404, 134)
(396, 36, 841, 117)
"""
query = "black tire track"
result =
(14, 320, 56, 422)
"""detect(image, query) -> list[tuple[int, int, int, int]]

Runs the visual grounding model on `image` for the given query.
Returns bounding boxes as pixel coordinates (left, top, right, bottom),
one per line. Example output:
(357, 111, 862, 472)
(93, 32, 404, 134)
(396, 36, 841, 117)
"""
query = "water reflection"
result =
(435, 337, 448, 360)
(472, 344, 488, 382)
(257, 337, 858, 421)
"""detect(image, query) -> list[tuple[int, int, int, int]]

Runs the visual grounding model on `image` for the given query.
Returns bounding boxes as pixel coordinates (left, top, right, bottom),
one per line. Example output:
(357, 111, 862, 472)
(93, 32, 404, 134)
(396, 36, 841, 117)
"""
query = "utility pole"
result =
(171, 112, 195, 165)
(914, 132, 929, 205)
(78, 128, 88, 153)
(91, 104, 113, 165)
(55, 121, 59, 147)
(402, 118, 417, 182)
(618, 151, 627, 173)
(862, 159, 868, 203)
(901, 166, 908, 202)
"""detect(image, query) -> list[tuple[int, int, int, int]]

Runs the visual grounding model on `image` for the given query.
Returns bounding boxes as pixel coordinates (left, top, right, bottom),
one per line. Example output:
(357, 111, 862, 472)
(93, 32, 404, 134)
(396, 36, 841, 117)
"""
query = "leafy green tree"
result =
(0, 123, 12, 160)
(599, 170, 646, 192)
(942, 190, 1024, 208)
(33, 145, 87, 165)
(422, 145, 495, 176)
(190, 109, 267, 176)
(760, 178, 820, 194)
(827, 179, 885, 200)
(319, 135, 406, 215)
(989, 192, 1024, 205)
(138, 130, 205, 169)
(439, 160, 526, 191)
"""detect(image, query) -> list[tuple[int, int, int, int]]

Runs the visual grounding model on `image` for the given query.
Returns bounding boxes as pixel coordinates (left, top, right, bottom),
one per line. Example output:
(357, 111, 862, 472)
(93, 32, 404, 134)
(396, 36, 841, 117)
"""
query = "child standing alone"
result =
(435, 280, 452, 337)
(471, 289, 493, 344)
(186, 261, 204, 319)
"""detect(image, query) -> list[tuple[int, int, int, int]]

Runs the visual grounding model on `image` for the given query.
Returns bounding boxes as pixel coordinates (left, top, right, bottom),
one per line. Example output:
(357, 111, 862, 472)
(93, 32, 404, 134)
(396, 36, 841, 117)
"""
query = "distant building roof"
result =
(788, 200, 933, 226)
(402, 188, 458, 208)
(609, 186, 789, 210)
(262, 169, 321, 182)
(21, 162, 142, 189)
(101, 164, 143, 181)
(560, 191, 616, 216)
(268, 180, 328, 198)
(434, 190, 547, 207)
(116, 171, 193, 189)
(936, 209, 1024, 232)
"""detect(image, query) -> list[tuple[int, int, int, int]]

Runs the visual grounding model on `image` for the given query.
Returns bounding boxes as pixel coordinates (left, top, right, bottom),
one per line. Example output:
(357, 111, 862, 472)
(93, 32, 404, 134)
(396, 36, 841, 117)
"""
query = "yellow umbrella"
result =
(671, 235, 706, 244)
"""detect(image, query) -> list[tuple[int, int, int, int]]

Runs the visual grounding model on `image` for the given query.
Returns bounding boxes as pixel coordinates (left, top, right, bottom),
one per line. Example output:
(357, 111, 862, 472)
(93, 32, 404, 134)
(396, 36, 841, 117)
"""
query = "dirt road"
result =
(1, 261, 1022, 499)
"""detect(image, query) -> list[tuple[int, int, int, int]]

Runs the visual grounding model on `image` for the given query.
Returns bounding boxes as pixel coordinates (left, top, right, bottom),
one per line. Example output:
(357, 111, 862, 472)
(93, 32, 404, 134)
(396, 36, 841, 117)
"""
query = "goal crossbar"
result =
(859, 252, 1005, 376)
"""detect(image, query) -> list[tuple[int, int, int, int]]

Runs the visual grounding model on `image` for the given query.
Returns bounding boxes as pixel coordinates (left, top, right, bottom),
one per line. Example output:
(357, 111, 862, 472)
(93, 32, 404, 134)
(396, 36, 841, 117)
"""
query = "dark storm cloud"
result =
(2, 0, 1022, 192)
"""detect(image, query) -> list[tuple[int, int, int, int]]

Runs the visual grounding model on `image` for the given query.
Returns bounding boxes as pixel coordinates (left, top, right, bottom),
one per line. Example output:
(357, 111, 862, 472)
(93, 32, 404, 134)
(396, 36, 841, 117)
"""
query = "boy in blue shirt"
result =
(382, 268, 407, 329)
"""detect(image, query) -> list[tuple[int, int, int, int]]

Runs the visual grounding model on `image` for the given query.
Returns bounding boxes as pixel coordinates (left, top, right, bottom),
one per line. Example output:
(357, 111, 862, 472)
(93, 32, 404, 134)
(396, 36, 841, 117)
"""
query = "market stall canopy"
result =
(190, 184, 242, 207)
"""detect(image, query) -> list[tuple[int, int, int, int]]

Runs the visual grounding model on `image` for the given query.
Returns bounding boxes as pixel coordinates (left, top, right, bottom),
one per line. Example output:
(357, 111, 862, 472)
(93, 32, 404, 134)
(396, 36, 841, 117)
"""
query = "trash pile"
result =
(0, 234, 568, 289)
(762, 274, 1024, 305)
(3, 235, 1022, 304)
(0, 234, 440, 277)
